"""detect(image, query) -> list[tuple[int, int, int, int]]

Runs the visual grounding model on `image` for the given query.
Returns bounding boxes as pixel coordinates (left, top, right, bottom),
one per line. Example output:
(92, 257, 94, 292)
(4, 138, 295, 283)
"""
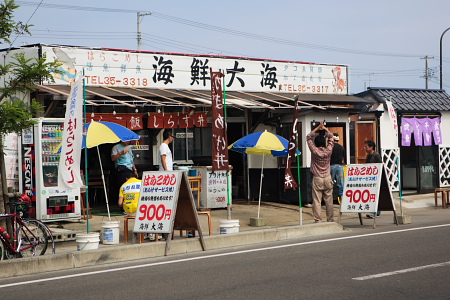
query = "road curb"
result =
(0, 222, 344, 278)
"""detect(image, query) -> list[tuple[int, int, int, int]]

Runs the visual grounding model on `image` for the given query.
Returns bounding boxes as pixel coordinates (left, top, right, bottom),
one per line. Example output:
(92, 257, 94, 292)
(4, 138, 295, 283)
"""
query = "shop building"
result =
(355, 88, 450, 194)
(1, 44, 373, 207)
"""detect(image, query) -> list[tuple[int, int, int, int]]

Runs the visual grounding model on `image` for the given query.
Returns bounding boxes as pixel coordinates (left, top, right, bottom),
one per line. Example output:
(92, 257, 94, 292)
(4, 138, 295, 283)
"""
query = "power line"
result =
(16, 1, 431, 58)
(10, 0, 44, 47)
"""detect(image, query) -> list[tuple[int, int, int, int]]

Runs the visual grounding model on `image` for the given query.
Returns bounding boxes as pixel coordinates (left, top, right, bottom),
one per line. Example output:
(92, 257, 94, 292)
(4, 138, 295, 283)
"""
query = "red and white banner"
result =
(210, 69, 229, 172)
(193, 112, 208, 127)
(385, 99, 398, 148)
(284, 98, 299, 190)
(147, 112, 208, 129)
(88, 113, 144, 130)
(58, 76, 84, 190)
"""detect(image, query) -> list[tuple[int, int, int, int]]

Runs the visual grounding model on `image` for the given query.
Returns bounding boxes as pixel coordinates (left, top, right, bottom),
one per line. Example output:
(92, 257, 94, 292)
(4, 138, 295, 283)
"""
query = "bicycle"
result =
(0, 194, 55, 260)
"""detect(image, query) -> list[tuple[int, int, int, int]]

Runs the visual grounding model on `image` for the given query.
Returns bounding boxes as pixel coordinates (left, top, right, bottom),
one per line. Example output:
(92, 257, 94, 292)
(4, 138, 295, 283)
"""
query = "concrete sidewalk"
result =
(0, 191, 443, 278)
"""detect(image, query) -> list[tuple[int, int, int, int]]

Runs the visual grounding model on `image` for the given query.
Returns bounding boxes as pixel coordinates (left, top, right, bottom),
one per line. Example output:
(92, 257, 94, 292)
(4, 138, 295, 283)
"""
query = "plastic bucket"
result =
(188, 169, 197, 176)
(219, 220, 240, 234)
(101, 221, 120, 244)
(76, 232, 100, 251)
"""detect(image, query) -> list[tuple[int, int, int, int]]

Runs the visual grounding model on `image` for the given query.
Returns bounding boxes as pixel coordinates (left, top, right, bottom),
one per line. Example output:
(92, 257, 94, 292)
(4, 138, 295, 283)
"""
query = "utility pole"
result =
(137, 12, 151, 51)
(440, 28, 450, 90)
(421, 56, 434, 89)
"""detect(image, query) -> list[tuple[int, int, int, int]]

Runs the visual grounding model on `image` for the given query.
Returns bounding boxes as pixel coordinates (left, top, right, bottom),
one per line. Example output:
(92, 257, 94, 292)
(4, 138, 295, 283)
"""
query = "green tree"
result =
(0, 0, 61, 219)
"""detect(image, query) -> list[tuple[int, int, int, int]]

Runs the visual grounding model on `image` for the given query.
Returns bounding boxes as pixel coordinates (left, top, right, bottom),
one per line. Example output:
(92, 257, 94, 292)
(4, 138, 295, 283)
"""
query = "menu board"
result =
(340, 163, 383, 213)
(133, 171, 181, 234)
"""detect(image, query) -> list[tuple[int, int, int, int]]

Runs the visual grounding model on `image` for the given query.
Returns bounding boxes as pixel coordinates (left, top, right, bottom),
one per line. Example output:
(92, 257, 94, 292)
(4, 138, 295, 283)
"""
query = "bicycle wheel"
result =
(17, 221, 48, 257)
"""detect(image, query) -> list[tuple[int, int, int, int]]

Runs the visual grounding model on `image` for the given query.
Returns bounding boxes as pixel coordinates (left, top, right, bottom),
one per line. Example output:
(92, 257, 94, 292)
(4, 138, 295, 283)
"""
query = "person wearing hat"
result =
(330, 133, 345, 202)
(159, 129, 175, 171)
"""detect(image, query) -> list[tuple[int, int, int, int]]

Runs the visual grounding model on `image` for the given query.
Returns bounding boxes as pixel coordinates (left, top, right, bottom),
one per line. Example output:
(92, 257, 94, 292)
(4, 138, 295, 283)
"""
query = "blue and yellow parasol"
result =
(82, 121, 140, 148)
(228, 130, 289, 157)
(229, 130, 292, 219)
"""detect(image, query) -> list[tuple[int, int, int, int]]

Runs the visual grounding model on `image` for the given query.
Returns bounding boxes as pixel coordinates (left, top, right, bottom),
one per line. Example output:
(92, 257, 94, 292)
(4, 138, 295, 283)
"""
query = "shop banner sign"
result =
(385, 100, 398, 148)
(43, 45, 349, 95)
(193, 112, 208, 127)
(88, 113, 144, 130)
(179, 113, 195, 128)
(58, 76, 84, 190)
(401, 117, 442, 146)
(340, 163, 383, 213)
(284, 97, 299, 191)
(210, 69, 229, 172)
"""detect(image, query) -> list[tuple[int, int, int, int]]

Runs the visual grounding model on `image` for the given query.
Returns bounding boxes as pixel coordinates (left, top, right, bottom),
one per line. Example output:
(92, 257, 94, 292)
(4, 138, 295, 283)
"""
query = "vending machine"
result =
(20, 118, 81, 221)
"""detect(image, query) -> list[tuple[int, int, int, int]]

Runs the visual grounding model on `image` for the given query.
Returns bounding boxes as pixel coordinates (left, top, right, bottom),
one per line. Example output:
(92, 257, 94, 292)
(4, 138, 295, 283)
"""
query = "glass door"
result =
(418, 146, 438, 193)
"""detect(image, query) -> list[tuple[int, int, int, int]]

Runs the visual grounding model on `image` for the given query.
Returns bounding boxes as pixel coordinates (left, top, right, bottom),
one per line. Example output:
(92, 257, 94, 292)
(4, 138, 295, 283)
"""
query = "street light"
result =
(439, 27, 450, 90)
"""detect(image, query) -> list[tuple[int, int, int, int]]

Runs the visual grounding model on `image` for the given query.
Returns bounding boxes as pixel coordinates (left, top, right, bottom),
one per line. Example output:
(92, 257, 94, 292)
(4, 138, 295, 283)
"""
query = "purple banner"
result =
(401, 117, 442, 146)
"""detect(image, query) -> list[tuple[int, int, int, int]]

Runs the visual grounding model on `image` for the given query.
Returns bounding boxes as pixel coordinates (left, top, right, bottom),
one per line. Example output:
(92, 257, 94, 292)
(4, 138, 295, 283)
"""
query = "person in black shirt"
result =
(330, 133, 345, 201)
(364, 140, 382, 218)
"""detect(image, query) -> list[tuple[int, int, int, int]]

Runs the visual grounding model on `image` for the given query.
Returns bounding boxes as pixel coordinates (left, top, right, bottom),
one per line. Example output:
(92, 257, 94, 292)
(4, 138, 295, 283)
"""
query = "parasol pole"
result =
(397, 157, 403, 216)
(82, 69, 91, 233)
(223, 73, 232, 220)
(297, 151, 302, 225)
(97, 146, 111, 221)
(258, 154, 265, 219)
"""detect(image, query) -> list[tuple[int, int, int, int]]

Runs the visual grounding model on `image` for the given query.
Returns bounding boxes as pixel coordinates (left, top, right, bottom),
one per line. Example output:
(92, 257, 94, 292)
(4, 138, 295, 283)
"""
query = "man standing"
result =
(365, 140, 382, 163)
(111, 140, 138, 205)
(306, 122, 335, 223)
(330, 133, 345, 201)
(159, 129, 175, 171)
(364, 140, 382, 218)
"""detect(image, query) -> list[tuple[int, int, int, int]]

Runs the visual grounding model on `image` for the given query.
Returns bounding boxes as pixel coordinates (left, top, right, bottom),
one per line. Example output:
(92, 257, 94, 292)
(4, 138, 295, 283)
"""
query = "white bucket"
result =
(101, 221, 120, 245)
(219, 220, 240, 234)
(76, 232, 100, 251)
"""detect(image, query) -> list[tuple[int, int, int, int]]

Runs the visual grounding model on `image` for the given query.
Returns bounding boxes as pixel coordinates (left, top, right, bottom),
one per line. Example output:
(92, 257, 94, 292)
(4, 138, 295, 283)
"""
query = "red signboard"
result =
(87, 113, 144, 130)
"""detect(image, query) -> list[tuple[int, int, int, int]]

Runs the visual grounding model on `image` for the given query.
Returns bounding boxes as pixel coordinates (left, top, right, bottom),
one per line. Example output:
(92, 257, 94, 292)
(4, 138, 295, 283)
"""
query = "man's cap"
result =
(333, 133, 340, 141)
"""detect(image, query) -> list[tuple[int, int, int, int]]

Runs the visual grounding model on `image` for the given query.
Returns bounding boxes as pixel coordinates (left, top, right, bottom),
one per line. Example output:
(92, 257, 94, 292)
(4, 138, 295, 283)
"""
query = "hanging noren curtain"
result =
(401, 117, 442, 146)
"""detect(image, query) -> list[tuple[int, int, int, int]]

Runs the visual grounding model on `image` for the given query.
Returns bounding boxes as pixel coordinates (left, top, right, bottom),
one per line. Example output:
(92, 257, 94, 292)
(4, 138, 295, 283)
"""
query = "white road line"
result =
(1, 223, 449, 289)
(352, 261, 450, 281)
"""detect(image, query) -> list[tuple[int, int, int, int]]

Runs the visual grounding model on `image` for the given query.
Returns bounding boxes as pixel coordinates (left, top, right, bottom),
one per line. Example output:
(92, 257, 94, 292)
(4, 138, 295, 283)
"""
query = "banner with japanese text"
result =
(147, 112, 208, 129)
(210, 70, 229, 172)
(385, 100, 398, 148)
(340, 163, 383, 213)
(193, 112, 208, 127)
(401, 117, 442, 146)
(284, 98, 299, 190)
(134, 171, 180, 234)
(58, 76, 84, 190)
(42, 45, 349, 95)
(87, 113, 144, 130)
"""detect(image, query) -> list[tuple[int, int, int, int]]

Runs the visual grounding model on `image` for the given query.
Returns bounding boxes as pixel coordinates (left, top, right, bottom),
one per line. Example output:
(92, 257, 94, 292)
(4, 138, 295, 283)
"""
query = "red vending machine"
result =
(20, 118, 81, 221)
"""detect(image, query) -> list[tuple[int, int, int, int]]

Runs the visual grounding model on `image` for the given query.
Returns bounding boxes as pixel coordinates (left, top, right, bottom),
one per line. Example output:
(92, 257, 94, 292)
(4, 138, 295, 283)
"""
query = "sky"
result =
(6, 0, 450, 94)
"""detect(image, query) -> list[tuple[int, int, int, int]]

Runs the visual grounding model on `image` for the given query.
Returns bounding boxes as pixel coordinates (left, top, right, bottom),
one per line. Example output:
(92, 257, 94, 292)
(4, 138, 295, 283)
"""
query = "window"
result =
(173, 127, 212, 163)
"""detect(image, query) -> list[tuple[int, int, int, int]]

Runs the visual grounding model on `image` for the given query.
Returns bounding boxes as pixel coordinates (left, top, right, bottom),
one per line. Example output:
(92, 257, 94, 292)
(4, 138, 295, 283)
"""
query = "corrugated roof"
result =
(37, 85, 372, 110)
(355, 88, 450, 111)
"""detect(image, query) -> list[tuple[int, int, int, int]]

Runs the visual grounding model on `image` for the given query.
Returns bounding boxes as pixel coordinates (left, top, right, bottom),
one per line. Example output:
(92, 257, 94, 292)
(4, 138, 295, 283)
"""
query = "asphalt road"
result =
(1, 211, 449, 300)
